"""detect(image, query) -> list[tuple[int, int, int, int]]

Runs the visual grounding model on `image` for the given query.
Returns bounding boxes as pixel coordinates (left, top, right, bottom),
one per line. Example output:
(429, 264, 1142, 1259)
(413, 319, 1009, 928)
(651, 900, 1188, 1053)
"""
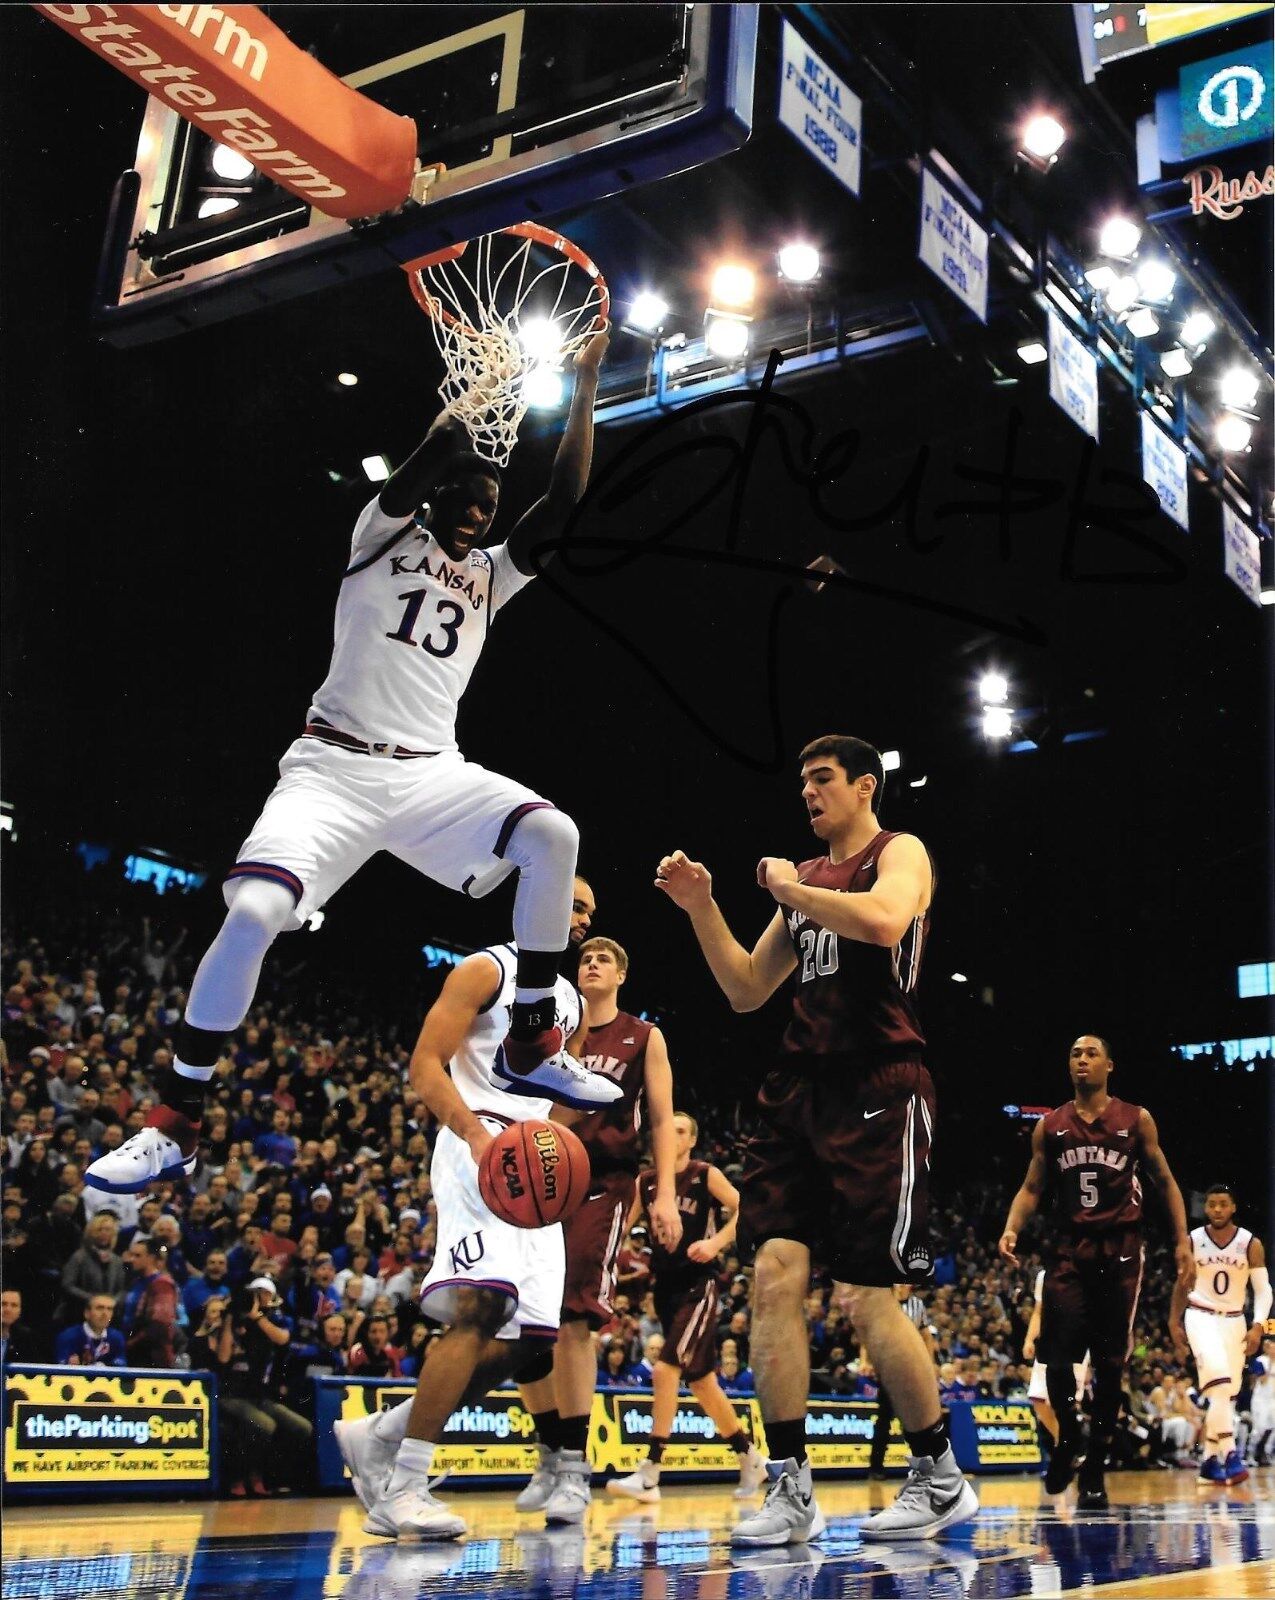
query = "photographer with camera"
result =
(216, 1275, 313, 1496)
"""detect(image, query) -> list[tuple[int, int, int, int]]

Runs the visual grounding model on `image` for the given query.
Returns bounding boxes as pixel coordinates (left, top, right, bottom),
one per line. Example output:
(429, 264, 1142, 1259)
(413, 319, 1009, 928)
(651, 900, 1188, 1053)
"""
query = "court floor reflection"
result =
(5, 1470, 1273, 1600)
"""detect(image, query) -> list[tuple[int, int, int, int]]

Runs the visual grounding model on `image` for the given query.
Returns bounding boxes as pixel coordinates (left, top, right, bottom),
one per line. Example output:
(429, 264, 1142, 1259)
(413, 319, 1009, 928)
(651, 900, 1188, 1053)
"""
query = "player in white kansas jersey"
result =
(1171, 1182, 1270, 1485)
(335, 881, 595, 1539)
(87, 331, 619, 1197)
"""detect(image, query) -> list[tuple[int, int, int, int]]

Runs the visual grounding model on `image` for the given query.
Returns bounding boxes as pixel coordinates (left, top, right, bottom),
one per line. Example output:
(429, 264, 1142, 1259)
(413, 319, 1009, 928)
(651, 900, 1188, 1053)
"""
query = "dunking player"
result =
(607, 1112, 767, 1503)
(87, 332, 618, 1197)
(513, 934, 684, 1521)
(332, 888, 595, 1538)
(1171, 1182, 1270, 1484)
(657, 735, 978, 1545)
(999, 1034, 1194, 1509)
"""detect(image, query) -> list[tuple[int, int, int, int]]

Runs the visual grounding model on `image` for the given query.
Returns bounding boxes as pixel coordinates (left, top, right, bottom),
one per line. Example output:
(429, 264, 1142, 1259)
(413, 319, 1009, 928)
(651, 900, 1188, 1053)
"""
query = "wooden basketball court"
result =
(5, 1470, 1272, 1599)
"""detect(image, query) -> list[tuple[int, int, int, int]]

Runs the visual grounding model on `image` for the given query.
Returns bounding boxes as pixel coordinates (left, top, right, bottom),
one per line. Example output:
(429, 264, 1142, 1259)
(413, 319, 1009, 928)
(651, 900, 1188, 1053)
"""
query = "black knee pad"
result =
(515, 1344, 555, 1385)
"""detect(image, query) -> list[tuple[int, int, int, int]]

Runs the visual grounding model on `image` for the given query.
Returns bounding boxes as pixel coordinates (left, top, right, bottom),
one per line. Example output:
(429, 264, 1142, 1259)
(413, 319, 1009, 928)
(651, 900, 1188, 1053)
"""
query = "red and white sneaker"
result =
(494, 1029, 623, 1110)
(85, 1118, 198, 1193)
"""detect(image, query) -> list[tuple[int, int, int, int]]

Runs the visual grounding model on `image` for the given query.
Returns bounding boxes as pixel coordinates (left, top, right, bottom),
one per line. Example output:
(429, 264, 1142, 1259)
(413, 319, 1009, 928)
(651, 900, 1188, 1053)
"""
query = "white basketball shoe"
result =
(730, 1459, 826, 1547)
(85, 1125, 197, 1193)
(858, 1450, 979, 1541)
(494, 1031, 623, 1110)
(515, 1444, 564, 1512)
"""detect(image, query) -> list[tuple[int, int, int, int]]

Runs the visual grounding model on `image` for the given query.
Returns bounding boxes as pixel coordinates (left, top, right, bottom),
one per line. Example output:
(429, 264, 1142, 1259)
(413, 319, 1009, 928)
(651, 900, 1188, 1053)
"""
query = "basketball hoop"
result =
(404, 222, 609, 467)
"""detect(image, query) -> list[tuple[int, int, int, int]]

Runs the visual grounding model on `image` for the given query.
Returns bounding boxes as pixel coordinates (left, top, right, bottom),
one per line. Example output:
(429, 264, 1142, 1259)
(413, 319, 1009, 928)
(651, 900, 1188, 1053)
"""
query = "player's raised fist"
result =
(655, 851, 712, 910)
(756, 857, 799, 899)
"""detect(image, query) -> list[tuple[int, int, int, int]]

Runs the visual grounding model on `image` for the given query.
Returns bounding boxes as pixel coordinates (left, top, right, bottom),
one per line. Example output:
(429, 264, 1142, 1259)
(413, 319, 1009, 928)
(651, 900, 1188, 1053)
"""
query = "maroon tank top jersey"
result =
(640, 1159, 715, 1283)
(575, 1011, 652, 1177)
(780, 830, 929, 1068)
(1041, 1097, 1144, 1233)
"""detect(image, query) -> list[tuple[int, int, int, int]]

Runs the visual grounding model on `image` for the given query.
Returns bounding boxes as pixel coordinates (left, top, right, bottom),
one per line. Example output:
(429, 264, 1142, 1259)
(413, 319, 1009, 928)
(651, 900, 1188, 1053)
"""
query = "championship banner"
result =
(918, 166, 989, 323)
(34, 4, 417, 218)
(1221, 502, 1263, 605)
(1141, 413, 1190, 532)
(777, 19, 862, 197)
(948, 1398, 1042, 1472)
(1048, 309, 1100, 440)
(2, 1365, 218, 1499)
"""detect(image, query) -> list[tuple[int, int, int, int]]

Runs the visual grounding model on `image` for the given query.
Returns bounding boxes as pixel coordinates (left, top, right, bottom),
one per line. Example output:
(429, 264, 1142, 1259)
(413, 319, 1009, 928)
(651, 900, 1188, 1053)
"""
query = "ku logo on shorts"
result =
(450, 1231, 486, 1273)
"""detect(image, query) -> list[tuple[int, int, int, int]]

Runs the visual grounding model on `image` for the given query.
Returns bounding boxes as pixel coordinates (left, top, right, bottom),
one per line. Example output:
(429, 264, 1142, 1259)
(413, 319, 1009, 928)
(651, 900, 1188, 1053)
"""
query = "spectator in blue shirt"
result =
(184, 1250, 233, 1323)
(253, 1107, 299, 1169)
(718, 1347, 756, 1396)
(226, 1224, 266, 1289)
(54, 1293, 126, 1367)
(598, 1341, 635, 1389)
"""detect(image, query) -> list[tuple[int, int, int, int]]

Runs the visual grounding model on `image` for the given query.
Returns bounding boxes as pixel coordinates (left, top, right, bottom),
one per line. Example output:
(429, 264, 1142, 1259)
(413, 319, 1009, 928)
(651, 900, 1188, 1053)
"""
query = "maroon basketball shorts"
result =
(655, 1275, 720, 1381)
(561, 1168, 636, 1328)
(1039, 1230, 1145, 1365)
(739, 1059, 935, 1286)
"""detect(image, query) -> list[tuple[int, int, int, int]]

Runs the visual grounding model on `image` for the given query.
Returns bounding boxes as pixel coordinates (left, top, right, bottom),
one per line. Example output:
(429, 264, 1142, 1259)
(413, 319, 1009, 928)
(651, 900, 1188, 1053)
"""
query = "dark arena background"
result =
(1, 5, 1273, 1598)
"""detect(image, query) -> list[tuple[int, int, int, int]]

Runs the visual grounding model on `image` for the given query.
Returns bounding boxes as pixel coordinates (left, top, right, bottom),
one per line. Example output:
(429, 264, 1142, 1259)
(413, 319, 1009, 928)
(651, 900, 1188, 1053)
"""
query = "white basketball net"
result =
(408, 225, 608, 467)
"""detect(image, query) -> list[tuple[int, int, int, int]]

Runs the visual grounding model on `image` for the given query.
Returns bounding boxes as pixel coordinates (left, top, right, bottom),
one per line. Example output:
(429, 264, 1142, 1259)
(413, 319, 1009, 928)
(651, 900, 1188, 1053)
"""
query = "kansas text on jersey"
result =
(309, 498, 533, 754)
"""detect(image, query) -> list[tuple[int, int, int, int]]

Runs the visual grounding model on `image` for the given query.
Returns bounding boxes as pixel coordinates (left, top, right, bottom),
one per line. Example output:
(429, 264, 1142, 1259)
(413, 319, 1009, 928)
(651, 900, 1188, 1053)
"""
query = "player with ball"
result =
(334, 880, 596, 1540)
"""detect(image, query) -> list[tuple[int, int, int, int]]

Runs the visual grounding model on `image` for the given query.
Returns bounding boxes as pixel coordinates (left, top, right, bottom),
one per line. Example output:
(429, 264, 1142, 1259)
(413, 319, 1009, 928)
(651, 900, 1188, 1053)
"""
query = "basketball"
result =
(477, 1119, 589, 1229)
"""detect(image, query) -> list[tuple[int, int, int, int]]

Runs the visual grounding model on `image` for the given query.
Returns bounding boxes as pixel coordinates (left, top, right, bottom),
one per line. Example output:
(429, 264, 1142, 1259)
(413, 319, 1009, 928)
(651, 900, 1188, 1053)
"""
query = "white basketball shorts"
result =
(1184, 1307, 1247, 1395)
(1028, 1356, 1090, 1402)
(418, 1122, 565, 1341)
(226, 737, 554, 929)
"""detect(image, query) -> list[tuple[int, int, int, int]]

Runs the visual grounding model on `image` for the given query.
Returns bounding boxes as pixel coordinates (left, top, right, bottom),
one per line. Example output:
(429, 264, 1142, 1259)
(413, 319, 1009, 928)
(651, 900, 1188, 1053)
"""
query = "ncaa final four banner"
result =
(2, 1365, 218, 1499)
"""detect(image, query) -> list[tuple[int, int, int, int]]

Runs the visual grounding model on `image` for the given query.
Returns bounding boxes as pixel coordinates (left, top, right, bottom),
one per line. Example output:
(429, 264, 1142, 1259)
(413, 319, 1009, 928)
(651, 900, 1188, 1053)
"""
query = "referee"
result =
(869, 1285, 936, 1477)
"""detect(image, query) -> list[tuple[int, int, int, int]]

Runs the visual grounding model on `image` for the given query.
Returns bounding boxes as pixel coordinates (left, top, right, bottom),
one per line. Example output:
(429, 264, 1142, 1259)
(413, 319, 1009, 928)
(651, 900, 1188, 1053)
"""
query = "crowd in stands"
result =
(1, 907, 1260, 1493)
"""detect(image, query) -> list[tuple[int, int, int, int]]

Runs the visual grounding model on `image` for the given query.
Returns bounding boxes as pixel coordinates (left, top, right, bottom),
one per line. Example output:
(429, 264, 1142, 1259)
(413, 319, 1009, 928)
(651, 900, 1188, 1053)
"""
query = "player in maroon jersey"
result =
(657, 734, 978, 1545)
(607, 1111, 766, 1503)
(514, 934, 683, 1522)
(999, 1034, 1194, 1509)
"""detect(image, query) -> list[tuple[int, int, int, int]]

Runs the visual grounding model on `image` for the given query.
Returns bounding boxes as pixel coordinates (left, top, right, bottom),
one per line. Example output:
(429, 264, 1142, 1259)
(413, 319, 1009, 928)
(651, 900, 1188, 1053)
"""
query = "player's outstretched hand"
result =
(1246, 1323, 1262, 1358)
(573, 325, 610, 378)
(648, 1194, 683, 1253)
(1172, 1326, 1190, 1364)
(1022, 1334, 1036, 1363)
(655, 851, 712, 911)
(997, 1229, 1019, 1268)
(756, 857, 800, 900)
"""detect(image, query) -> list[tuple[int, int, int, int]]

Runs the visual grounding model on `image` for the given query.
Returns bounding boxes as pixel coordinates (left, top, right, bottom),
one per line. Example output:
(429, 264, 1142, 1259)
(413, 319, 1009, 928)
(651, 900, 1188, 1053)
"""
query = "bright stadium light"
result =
(1104, 275, 1140, 314)
(1216, 414, 1252, 452)
(909, 775, 928, 789)
(1220, 367, 1260, 411)
(361, 454, 391, 483)
(979, 671, 1009, 705)
(197, 196, 239, 219)
(519, 316, 563, 363)
(710, 263, 755, 309)
(626, 291, 670, 334)
(1159, 348, 1193, 378)
(704, 312, 751, 361)
(950, 972, 969, 983)
(1135, 258, 1176, 303)
(777, 241, 821, 284)
(1180, 310, 1215, 348)
(1021, 113, 1066, 162)
(523, 366, 566, 410)
(1099, 215, 1142, 259)
(211, 143, 255, 181)
(982, 705, 1013, 740)
(1125, 307, 1160, 339)
(1017, 340, 1048, 365)
(336, 371, 359, 387)
(1084, 264, 1117, 291)
(881, 750, 902, 772)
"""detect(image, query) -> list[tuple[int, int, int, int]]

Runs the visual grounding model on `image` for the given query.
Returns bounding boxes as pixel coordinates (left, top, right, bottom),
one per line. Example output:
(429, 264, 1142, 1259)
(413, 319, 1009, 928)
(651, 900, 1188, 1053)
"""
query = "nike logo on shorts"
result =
(1120, 1255, 1134, 1263)
(864, 1109, 885, 1120)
